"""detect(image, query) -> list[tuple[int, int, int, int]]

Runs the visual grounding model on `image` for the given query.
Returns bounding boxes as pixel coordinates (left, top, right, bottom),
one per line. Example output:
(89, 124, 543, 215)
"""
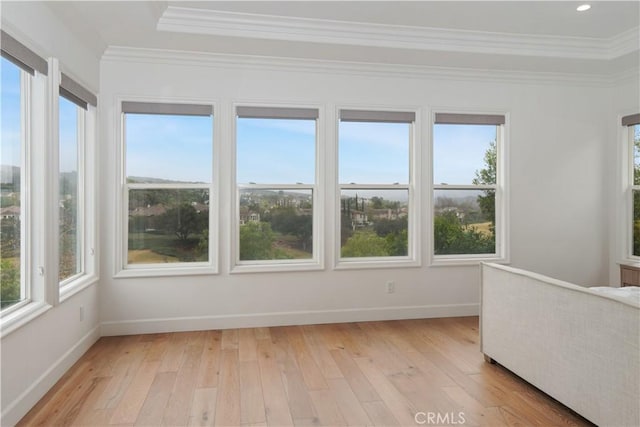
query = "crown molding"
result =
(102, 46, 615, 87)
(157, 7, 639, 61)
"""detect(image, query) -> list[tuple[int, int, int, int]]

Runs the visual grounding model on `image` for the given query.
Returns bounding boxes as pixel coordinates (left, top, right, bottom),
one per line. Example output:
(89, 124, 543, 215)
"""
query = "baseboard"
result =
(100, 303, 479, 336)
(1, 325, 101, 426)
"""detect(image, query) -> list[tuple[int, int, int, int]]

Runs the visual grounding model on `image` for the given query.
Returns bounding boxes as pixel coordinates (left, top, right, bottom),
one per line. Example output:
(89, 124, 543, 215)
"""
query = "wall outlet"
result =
(79, 306, 84, 322)
(386, 281, 396, 294)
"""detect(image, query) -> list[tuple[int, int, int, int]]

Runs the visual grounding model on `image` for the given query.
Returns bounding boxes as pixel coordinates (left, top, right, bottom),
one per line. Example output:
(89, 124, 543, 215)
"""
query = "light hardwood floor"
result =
(17, 317, 593, 426)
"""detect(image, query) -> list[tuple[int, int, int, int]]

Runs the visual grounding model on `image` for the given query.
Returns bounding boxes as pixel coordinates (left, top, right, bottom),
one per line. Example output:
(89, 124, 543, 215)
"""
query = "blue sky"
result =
(1, 57, 21, 169)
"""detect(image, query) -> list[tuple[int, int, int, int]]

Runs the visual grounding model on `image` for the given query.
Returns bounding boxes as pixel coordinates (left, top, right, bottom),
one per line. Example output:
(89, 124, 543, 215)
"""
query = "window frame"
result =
(115, 99, 218, 278)
(231, 103, 324, 273)
(429, 110, 509, 266)
(0, 59, 32, 316)
(54, 64, 98, 301)
(624, 116, 640, 261)
(335, 106, 421, 270)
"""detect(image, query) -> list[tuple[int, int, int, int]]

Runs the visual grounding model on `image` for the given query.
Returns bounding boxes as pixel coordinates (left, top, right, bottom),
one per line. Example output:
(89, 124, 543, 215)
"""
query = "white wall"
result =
(0, 3, 101, 426)
(98, 51, 612, 336)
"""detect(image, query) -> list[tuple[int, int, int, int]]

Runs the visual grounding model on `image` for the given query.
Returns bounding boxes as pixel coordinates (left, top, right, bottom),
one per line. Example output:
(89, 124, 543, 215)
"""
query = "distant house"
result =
(130, 204, 167, 217)
(239, 208, 260, 225)
(0, 206, 20, 220)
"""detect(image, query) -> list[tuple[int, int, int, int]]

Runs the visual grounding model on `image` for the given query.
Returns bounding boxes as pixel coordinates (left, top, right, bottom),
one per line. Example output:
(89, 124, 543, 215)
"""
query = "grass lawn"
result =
(469, 221, 493, 237)
(128, 249, 179, 264)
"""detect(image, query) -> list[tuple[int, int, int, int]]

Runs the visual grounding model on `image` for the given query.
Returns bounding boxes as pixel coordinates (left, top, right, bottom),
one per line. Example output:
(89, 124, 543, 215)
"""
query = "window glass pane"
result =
(340, 189, 409, 258)
(128, 189, 210, 264)
(434, 189, 495, 255)
(237, 118, 315, 184)
(59, 96, 81, 281)
(634, 189, 640, 257)
(126, 114, 212, 183)
(239, 189, 313, 261)
(634, 125, 640, 185)
(1, 57, 24, 308)
(433, 124, 497, 185)
(339, 121, 409, 184)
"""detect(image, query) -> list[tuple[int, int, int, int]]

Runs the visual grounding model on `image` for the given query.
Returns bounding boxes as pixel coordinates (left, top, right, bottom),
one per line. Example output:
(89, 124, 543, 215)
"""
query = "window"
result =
(58, 95, 82, 282)
(623, 113, 640, 258)
(57, 72, 97, 292)
(432, 113, 506, 263)
(121, 102, 214, 273)
(338, 109, 416, 265)
(235, 106, 319, 269)
(0, 57, 27, 310)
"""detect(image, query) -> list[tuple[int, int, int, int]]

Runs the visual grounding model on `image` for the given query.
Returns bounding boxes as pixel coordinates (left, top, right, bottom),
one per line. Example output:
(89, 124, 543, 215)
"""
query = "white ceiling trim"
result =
(157, 7, 639, 61)
(102, 46, 614, 87)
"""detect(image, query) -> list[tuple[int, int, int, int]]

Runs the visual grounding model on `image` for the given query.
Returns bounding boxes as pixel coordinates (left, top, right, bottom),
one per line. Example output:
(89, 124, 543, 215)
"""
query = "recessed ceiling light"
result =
(576, 4, 591, 12)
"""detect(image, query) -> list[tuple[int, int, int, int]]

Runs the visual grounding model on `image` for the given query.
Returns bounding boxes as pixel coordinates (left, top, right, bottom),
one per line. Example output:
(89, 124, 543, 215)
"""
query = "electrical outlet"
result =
(79, 306, 84, 322)
(386, 281, 396, 294)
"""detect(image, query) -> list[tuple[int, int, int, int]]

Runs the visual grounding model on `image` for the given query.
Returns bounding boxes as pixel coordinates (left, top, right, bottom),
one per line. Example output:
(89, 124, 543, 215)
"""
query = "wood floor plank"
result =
(214, 349, 241, 427)
(188, 387, 217, 427)
(329, 348, 381, 403)
(285, 326, 329, 391)
(162, 339, 204, 426)
(17, 318, 594, 427)
(239, 361, 266, 425)
(109, 360, 161, 425)
(361, 401, 400, 427)
(256, 338, 295, 426)
(326, 378, 372, 426)
(133, 371, 177, 426)
(196, 330, 222, 388)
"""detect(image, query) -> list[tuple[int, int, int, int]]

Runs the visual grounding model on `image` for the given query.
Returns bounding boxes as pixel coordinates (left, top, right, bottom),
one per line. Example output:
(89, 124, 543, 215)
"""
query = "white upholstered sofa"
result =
(481, 263, 640, 427)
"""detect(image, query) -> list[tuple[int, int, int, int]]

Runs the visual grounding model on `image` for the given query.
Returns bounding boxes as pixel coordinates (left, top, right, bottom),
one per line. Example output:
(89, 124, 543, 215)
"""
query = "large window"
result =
(432, 113, 506, 262)
(58, 95, 82, 282)
(235, 106, 318, 268)
(338, 109, 416, 264)
(0, 57, 27, 310)
(57, 72, 97, 293)
(624, 114, 640, 257)
(122, 102, 213, 271)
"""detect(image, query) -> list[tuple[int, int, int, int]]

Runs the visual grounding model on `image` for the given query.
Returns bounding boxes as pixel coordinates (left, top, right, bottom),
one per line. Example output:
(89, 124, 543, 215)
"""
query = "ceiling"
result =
(35, 1, 640, 76)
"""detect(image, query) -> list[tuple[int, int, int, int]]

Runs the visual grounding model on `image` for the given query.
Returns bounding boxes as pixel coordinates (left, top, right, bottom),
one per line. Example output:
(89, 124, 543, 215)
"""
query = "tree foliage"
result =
(240, 222, 276, 260)
(162, 203, 207, 241)
(434, 211, 494, 255)
(341, 230, 389, 257)
(1, 259, 20, 309)
(472, 140, 496, 227)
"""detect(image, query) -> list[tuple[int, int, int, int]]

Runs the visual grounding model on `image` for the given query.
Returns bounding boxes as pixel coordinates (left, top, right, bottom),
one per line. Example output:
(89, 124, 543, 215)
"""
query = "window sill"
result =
(0, 301, 52, 339)
(60, 274, 99, 303)
(430, 254, 508, 267)
(231, 261, 324, 274)
(334, 258, 421, 270)
(115, 264, 218, 279)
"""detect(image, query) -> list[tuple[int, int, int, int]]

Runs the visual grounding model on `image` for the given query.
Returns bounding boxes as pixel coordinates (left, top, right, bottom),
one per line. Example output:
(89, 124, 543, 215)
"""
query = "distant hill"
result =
(127, 176, 206, 184)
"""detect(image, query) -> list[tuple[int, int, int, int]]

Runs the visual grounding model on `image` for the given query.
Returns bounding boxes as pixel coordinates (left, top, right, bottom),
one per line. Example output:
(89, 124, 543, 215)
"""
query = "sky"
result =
(2, 54, 496, 188)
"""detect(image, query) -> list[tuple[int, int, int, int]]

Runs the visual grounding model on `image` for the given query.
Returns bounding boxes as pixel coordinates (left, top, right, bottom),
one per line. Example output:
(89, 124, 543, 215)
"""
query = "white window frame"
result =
(231, 104, 324, 273)
(335, 107, 421, 270)
(115, 99, 218, 278)
(623, 116, 640, 261)
(429, 110, 510, 266)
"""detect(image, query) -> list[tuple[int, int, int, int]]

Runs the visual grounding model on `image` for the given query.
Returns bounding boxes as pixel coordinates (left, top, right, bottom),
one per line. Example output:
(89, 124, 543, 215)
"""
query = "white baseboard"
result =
(1, 325, 101, 427)
(100, 303, 479, 336)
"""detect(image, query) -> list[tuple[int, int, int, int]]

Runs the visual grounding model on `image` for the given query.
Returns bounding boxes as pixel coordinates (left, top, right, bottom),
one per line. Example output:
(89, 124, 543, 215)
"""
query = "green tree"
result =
(240, 222, 275, 260)
(434, 211, 494, 255)
(341, 230, 389, 257)
(1, 259, 20, 309)
(162, 203, 206, 241)
(473, 140, 496, 226)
